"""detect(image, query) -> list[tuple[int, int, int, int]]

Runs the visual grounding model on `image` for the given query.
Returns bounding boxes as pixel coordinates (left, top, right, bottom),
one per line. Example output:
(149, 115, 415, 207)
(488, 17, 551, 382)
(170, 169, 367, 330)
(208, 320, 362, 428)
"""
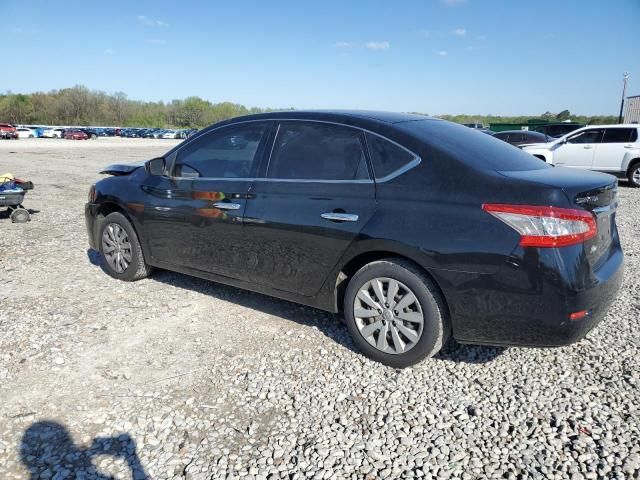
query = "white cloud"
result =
(437, 50, 448, 56)
(104, 49, 115, 55)
(365, 41, 390, 51)
(137, 15, 169, 27)
(453, 28, 466, 36)
(442, 0, 466, 6)
(334, 41, 352, 48)
(147, 38, 167, 45)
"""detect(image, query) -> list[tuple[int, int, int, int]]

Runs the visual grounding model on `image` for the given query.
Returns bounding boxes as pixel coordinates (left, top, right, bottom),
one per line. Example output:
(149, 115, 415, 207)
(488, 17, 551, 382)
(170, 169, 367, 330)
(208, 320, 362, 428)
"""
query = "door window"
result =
(566, 129, 603, 144)
(509, 133, 524, 143)
(602, 128, 635, 143)
(267, 122, 369, 180)
(366, 133, 416, 179)
(174, 123, 267, 178)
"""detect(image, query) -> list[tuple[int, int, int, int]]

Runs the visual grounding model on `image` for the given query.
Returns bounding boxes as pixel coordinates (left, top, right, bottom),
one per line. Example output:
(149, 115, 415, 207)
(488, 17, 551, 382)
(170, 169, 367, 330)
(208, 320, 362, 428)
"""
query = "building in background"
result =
(624, 95, 640, 124)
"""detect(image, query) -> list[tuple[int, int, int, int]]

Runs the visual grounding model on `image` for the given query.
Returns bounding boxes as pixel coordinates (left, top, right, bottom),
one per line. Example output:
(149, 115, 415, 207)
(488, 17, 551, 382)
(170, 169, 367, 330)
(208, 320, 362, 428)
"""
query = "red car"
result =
(0, 123, 18, 139)
(63, 129, 89, 140)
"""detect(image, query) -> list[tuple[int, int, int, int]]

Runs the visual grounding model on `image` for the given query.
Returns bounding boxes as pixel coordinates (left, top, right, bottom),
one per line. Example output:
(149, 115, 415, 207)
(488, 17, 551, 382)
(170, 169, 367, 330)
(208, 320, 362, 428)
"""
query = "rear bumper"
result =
(438, 242, 624, 347)
(85, 203, 98, 250)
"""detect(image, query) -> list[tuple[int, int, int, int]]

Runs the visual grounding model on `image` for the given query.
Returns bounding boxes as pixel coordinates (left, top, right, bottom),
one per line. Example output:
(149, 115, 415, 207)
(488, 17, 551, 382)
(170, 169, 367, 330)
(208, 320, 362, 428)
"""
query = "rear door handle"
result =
(624, 145, 634, 149)
(213, 202, 241, 210)
(321, 212, 359, 222)
(583, 146, 592, 149)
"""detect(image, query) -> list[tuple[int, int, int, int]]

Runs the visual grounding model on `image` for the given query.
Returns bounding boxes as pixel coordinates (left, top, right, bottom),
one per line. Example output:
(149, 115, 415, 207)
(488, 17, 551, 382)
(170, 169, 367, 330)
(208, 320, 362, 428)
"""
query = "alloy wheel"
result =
(633, 167, 640, 185)
(353, 277, 424, 354)
(101, 223, 132, 273)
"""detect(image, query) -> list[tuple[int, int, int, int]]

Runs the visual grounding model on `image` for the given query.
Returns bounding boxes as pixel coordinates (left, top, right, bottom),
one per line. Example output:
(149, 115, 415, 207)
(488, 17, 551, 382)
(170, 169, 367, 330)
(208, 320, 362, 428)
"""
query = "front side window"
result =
(174, 123, 267, 178)
(267, 122, 369, 180)
(602, 128, 634, 143)
(366, 133, 416, 179)
(567, 129, 603, 144)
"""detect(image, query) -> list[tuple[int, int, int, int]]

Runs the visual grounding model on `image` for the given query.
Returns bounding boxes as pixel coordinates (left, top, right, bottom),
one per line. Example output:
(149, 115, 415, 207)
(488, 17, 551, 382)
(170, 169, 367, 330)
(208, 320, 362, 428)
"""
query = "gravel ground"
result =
(0, 137, 639, 479)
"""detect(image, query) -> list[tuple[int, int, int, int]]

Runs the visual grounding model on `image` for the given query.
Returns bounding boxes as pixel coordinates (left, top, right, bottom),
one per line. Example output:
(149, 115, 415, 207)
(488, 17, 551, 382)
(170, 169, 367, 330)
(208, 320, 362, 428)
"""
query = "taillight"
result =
(482, 204, 597, 248)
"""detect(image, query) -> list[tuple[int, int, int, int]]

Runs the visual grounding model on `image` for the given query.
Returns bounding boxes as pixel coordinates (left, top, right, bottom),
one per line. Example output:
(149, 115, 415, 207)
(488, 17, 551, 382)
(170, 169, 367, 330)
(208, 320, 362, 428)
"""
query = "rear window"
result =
(402, 120, 551, 172)
(366, 133, 416, 179)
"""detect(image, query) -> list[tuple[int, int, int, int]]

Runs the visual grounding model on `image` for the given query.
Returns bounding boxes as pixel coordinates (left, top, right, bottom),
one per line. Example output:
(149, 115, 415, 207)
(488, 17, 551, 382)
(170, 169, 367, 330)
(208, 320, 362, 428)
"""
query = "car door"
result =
(242, 121, 376, 297)
(595, 128, 637, 172)
(141, 121, 271, 278)
(553, 128, 603, 169)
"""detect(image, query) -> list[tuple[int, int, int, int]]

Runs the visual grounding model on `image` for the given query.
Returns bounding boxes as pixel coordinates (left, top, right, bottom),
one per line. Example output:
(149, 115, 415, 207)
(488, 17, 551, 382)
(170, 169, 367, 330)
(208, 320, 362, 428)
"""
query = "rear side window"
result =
(366, 133, 416, 179)
(268, 122, 369, 180)
(510, 133, 524, 143)
(602, 128, 635, 143)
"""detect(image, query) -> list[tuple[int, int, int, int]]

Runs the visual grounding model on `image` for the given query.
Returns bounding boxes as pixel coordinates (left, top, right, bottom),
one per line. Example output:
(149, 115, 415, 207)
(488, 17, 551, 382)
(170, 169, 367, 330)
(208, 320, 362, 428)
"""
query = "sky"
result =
(2, 0, 639, 116)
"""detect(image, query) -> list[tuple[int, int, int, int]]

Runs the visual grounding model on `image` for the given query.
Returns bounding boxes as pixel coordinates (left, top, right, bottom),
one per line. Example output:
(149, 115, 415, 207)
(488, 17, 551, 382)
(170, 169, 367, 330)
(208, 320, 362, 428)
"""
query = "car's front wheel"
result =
(343, 259, 450, 368)
(628, 162, 640, 188)
(98, 212, 152, 281)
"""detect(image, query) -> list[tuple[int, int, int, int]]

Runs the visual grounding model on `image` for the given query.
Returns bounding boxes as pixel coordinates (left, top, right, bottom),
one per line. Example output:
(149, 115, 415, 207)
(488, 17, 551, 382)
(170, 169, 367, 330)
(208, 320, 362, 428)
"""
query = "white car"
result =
(15, 127, 35, 138)
(42, 127, 65, 138)
(522, 125, 640, 187)
(162, 130, 179, 139)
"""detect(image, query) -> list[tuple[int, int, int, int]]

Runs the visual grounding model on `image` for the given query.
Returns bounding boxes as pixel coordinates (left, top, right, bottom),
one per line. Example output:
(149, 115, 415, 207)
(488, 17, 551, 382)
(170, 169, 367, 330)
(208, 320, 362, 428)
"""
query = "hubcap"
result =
(354, 277, 424, 355)
(101, 223, 132, 273)
(633, 167, 640, 184)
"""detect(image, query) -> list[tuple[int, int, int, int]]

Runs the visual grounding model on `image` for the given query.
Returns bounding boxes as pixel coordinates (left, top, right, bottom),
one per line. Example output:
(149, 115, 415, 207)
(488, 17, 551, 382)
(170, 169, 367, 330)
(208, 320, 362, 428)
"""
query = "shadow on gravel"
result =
(20, 420, 149, 479)
(86, 249, 505, 365)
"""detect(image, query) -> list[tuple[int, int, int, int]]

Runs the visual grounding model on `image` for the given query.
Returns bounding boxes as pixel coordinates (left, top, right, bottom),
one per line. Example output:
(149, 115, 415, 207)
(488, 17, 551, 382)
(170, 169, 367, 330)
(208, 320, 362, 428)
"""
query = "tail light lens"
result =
(482, 204, 597, 248)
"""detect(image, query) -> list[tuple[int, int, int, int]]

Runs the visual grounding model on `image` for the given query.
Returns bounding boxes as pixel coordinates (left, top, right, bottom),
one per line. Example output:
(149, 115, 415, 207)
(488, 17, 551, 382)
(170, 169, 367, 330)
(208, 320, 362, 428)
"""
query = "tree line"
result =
(0, 85, 283, 128)
(0, 85, 618, 128)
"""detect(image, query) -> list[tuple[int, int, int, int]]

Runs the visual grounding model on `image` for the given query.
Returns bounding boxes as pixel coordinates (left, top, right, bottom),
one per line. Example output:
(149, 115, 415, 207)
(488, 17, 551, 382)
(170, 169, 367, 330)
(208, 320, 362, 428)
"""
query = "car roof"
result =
(497, 130, 545, 134)
(222, 109, 439, 126)
(582, 124, 639, 128)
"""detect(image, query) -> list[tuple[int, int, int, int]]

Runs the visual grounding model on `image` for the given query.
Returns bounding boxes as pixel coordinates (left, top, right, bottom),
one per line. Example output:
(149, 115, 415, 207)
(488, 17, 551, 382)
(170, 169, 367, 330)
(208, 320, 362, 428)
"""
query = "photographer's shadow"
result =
(20, 420, 148, 479)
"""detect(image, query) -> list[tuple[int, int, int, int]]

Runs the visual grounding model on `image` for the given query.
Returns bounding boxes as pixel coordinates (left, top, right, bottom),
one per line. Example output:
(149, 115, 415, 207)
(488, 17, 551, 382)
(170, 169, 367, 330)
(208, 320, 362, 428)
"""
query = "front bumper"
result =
(438, 242, 624, 348)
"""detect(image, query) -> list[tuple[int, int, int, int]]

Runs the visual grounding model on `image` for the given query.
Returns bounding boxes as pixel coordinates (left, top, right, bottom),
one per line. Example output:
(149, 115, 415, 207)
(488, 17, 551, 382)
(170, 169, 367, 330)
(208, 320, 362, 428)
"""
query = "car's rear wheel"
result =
(343, 259, 450, 368)
(628, 162, 640, 188)
(98, 212, 152, 281)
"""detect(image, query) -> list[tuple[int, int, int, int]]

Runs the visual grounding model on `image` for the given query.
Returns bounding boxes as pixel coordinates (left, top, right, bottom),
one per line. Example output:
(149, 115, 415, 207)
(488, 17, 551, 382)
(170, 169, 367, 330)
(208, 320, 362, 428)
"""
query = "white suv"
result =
(522, 125, 640, 187)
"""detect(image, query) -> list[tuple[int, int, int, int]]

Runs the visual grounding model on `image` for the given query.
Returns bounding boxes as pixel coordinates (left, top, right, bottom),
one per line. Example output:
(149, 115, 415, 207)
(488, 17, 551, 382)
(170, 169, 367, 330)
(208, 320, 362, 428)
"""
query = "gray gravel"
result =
(0, 138, 639, 479)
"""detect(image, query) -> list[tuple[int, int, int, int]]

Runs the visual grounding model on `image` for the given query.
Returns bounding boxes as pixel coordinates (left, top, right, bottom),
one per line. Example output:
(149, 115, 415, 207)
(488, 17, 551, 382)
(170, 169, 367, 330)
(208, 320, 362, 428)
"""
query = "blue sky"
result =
(2, 0, 639, 115)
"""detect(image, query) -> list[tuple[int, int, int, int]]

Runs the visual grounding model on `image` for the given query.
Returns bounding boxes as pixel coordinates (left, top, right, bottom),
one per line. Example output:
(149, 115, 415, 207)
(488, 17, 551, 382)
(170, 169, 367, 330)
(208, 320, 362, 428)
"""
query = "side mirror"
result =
(146, 157, 165, 176)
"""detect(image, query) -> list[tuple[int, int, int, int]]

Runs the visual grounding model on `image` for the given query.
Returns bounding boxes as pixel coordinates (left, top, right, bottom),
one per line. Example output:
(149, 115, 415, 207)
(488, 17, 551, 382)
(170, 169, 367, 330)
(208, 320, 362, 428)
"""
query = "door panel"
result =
(243, 180, 376, 296)
(595, 128, 636, 172)
(141, 176, 250, 277)
(141, 121, 270, 279)
(553, 129, 603, 168)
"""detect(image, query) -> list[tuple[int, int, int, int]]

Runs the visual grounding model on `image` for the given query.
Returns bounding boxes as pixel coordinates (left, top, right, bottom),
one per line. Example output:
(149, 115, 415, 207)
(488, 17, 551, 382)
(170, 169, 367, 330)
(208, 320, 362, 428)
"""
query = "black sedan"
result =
(493, 130, 553, 146)
(85, 110, 623, 367)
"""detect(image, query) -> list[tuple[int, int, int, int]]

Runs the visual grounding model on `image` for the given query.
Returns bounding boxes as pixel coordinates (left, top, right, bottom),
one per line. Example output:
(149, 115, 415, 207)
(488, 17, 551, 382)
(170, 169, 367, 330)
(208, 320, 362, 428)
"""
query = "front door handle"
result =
(213, 202, 241, 210)
(321, 212, 359, 222)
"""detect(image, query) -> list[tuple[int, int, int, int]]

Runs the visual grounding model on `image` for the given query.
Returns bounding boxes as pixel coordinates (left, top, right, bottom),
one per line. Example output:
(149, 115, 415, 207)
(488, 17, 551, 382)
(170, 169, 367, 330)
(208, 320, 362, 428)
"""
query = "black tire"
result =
(98, 212, 152, 281)
(343, 258, 450, 368)
(627, 161, 640, 188)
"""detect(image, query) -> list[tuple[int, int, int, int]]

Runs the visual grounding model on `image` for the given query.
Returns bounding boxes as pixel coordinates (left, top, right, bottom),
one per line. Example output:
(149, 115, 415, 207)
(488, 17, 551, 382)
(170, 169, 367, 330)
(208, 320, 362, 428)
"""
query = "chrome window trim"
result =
(172, 117, 422, 183)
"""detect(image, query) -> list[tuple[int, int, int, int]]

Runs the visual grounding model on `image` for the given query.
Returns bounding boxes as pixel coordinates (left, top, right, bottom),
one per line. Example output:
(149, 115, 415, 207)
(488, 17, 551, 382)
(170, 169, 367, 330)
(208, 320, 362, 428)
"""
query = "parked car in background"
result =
(494, 130, 553, 146)
(15, 127, 35, 138)
(43, 127, 65, 138)
(463, 123, 485, 129)
(522, 125, 640, 187)
(79, 128, 100, 139)
(0, 123, 19, 139)
(86, 110, 623, 367)
(533, 123, 584, 138)
(161, 129, 179, 139)
(63, 129, 89, 140)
